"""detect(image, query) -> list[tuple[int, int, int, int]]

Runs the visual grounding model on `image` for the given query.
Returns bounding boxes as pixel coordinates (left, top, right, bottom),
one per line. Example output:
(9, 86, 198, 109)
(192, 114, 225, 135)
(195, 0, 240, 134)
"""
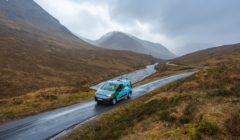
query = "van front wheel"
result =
(127, 92, 132, 99)
(111, 98, 117, 105)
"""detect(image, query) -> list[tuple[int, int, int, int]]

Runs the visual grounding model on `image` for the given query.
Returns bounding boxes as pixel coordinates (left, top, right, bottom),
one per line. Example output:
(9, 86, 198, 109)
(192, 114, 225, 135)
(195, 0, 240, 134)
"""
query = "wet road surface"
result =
(0, 72, 194, 140)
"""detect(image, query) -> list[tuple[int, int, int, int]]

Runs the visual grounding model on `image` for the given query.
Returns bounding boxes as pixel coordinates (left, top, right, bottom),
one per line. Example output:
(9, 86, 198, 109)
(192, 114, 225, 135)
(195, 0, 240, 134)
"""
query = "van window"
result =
(101, 83, 117, 91)
(116, 84, 123, 91)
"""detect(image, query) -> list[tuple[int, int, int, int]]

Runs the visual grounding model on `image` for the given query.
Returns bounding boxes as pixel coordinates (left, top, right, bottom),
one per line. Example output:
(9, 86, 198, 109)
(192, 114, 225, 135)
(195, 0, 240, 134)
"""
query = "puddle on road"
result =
(91, 63, 158, 90)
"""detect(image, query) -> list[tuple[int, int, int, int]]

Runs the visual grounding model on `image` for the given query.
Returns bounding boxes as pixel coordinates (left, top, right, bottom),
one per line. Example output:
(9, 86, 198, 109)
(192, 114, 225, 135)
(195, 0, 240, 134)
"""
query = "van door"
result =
(116, 84, 123, 100)
(127, 81, 132, 92)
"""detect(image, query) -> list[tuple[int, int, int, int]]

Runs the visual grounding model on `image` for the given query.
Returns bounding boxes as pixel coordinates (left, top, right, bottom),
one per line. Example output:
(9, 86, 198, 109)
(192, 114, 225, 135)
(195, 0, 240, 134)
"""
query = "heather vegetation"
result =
(62, 61, 240, 140)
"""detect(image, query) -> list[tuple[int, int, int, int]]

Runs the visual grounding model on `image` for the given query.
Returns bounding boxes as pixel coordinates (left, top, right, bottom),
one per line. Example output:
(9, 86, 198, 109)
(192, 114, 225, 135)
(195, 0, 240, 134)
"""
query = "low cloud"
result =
(111, 0, 240, 47)
(35, 0, 240, 49)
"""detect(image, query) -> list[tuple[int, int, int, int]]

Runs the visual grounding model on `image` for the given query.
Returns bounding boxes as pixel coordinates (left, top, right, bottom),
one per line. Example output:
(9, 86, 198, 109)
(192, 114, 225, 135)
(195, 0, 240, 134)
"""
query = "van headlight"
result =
(106, 94, 111, 97)
(95, 92, 98, 95)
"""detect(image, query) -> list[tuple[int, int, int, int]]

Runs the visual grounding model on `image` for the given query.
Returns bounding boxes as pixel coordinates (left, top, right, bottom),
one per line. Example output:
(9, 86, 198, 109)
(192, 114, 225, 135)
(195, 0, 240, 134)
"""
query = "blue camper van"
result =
(95, 79, 132, 105)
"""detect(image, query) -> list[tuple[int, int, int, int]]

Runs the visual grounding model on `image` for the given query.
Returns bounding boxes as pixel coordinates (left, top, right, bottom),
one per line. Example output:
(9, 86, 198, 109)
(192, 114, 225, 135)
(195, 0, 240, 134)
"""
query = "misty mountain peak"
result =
(101, 31, 120, 38)
(76, 31, 176, 59)
(97, 31, 121, 44)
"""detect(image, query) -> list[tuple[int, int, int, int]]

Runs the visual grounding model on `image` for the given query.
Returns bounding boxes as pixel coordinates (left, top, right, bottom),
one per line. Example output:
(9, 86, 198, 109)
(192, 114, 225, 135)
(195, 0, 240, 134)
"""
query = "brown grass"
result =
(0, 86, 96, 124)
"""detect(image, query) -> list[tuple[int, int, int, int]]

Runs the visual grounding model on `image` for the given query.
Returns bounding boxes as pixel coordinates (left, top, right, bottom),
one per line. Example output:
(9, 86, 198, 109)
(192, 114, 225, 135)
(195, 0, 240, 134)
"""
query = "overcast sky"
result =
(34, 0, 240, 50)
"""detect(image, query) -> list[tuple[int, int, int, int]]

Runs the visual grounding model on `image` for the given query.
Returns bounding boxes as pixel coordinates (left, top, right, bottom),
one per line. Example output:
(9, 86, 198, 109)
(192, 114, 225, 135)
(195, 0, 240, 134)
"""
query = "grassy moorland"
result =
(133, 61, 202, 87)
(62, 61, 240, 140)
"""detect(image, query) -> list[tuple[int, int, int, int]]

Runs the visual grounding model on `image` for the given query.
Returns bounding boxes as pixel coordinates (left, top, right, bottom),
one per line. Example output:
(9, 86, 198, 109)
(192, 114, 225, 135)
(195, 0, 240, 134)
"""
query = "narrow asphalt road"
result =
(166, 62, 208, 68)
(0, 72, 194, 140)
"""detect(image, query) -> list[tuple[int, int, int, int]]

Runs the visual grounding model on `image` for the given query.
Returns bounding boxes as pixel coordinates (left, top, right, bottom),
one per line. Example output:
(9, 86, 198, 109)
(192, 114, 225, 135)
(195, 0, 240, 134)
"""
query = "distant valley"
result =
(172, 43, 216, 56)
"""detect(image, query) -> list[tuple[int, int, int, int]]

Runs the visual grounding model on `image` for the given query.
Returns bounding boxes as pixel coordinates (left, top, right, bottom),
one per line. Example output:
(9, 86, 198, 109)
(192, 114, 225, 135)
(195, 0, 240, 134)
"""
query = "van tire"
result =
(127, 92, 132, 99)
(111, 98, 117, 105)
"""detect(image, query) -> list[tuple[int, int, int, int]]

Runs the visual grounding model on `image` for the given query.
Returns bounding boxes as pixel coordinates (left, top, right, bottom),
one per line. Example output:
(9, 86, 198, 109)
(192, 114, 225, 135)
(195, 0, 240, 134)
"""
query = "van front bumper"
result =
(95, 96, 112, 104)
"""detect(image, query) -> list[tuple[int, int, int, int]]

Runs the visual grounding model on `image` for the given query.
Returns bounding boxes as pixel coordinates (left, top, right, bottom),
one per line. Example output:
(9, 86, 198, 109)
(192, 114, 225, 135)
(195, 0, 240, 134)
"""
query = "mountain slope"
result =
(98, 32, 151, 54)
(173, 43, 216, 56)
(129, 35, 177, 59)
(0, 0, 159, 99)
(79, 31, 176, 59)
(171, 43, 240, 66)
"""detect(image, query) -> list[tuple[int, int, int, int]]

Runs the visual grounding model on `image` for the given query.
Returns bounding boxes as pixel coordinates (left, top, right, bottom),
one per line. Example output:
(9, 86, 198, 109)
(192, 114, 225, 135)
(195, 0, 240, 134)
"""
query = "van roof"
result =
(106, 79, 130, 85)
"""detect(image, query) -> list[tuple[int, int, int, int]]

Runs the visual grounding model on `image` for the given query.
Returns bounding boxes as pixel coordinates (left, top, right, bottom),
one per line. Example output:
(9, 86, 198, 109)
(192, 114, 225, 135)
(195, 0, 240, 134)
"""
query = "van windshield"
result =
(101, 83, 118, 91)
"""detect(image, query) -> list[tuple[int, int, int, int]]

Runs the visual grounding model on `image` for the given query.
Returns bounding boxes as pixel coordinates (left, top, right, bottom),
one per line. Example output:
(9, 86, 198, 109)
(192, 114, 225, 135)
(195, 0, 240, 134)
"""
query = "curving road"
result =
(0, 72, 194, 140)
(166, 61, 208, 68)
